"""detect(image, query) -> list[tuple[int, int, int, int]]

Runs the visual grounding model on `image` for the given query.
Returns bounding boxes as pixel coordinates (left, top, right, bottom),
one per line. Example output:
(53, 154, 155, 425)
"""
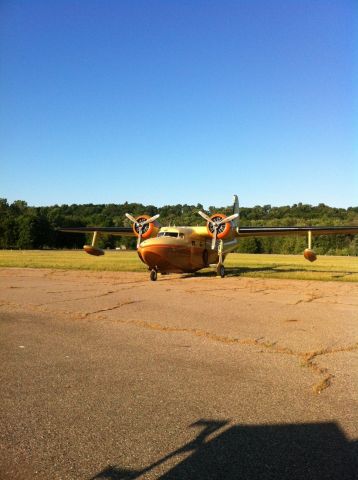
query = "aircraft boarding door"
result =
(189, 238, 205, 270)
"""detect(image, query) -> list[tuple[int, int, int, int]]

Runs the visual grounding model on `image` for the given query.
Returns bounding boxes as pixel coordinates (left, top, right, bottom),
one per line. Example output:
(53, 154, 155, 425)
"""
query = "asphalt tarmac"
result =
(0, 268, 357, 479)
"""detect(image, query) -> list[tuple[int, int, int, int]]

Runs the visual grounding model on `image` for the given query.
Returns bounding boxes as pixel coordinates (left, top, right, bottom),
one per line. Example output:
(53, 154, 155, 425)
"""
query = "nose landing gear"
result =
(150, 268, 158, 281)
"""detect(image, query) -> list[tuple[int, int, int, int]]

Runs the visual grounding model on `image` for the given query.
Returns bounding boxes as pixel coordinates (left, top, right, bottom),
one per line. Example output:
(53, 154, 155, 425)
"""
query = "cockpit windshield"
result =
(158, 232, 178, 238)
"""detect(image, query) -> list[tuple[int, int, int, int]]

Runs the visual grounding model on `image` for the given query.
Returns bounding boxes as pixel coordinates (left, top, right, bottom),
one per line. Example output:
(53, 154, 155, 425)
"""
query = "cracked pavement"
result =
(0, 268, 357, 479)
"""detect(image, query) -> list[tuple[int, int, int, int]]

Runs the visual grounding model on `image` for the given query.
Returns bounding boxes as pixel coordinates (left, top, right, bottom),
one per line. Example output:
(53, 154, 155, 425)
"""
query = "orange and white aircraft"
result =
(61, 195, 358, 281)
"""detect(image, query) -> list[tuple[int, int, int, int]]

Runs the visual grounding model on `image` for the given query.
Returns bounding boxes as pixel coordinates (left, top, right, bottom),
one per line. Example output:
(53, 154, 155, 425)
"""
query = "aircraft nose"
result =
(138, 240, 188, 272)
(139, 245, 163, 267)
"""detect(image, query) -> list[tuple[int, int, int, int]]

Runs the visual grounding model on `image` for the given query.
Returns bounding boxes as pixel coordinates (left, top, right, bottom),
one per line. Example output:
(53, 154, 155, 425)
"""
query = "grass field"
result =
(1, 250, 358, 281)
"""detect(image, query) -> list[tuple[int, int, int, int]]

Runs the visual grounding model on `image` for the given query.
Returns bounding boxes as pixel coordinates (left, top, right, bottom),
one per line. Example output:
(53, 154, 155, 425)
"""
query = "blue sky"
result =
(1, 0, 357, 208)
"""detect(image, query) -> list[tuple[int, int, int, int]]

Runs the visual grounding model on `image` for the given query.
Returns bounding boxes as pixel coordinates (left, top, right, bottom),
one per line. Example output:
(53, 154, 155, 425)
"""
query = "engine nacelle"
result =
(132, 215, 160, 240)
(206, 213, 232, 240)
(303, 248, 317, 262)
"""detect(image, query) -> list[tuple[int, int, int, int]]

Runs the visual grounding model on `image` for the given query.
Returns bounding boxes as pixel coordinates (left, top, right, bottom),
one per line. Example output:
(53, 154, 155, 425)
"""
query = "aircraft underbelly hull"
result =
(138, 244, 216, 273)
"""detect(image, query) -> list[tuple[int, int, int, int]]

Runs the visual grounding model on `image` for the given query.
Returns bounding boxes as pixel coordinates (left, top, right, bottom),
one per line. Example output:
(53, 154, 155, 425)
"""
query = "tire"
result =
(150, 269, 157, 281)
(217, 264, 225, 278)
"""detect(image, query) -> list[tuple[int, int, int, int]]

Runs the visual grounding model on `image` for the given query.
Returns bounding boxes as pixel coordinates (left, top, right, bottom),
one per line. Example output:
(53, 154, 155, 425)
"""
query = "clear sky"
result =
(1, 0, 357, 208)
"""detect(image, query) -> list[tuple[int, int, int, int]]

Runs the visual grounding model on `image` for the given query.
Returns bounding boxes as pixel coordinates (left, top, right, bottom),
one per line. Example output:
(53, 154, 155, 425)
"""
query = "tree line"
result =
(1, 198, 358, 255)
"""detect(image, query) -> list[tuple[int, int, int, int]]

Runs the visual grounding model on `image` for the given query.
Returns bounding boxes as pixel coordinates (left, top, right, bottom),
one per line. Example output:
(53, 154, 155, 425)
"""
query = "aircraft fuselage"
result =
(138, 226, 237, 273)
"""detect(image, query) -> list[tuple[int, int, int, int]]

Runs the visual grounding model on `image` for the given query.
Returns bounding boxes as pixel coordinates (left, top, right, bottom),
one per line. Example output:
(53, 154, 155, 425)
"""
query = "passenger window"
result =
(192, 241, 195, 246)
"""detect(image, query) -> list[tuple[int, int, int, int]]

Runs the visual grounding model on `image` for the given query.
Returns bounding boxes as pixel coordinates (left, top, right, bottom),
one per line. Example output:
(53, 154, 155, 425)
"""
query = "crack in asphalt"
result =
(35, 290, 120, 306)
(107, 317, 358, 395)
(83, 301, 138, 317)
(1, 297, 357, 395)
(46, 288, 95, 294)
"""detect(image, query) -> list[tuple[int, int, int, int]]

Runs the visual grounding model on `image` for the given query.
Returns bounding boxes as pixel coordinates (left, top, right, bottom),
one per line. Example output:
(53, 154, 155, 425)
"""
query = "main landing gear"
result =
(217, 263, 225, 278)
(216, 240, 226, 278)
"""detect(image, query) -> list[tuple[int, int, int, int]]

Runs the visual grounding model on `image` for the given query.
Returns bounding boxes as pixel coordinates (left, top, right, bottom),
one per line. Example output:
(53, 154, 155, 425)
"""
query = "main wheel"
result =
(150, 269, 158, 281)
(217, 264, 225, 278)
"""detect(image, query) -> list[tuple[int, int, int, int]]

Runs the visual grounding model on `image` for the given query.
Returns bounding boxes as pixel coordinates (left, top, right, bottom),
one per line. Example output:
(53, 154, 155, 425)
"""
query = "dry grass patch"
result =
(0, 250, 358, 281)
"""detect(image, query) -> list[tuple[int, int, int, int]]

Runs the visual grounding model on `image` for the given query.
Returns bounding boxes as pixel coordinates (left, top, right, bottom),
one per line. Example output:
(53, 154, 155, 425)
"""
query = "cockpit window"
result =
(158, 232, 179, 238)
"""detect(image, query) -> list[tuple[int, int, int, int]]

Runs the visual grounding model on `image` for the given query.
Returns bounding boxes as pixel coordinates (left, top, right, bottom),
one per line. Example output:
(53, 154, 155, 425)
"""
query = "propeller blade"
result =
(217, 213, 239, 225)
(198, 210, 213, 223)
(141, 214, 160, 226)
(125, 213, 137, 224)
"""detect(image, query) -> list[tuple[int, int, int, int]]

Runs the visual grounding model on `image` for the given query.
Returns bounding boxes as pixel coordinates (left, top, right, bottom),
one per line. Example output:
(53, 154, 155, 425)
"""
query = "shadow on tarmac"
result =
(90, 419, 358, 479)
(180, 266, 277, 278)
(183, 266, 355, 278)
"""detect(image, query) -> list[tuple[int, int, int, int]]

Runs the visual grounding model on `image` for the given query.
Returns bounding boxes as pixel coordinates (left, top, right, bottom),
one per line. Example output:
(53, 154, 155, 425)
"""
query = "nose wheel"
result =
(150, 269, 158, 281)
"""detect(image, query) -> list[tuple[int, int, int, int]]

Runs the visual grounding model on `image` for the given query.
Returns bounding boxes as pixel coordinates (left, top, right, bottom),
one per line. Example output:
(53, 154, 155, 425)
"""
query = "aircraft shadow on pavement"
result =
(182, 266, 277, 278)
(186, 266, 354, 278)
(90, 419, 358, 480)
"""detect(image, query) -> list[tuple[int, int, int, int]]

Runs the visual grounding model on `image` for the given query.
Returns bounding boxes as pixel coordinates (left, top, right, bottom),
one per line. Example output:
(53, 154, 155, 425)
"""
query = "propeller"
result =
(125, 213, 160, 248)
(198, 211, 239, 250)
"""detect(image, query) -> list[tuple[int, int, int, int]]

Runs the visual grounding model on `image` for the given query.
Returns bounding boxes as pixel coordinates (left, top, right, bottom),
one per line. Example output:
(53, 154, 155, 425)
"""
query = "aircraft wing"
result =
(237, 226, 358, 237)
(59, 226, 134, 236)
(60, 225, 358, 238)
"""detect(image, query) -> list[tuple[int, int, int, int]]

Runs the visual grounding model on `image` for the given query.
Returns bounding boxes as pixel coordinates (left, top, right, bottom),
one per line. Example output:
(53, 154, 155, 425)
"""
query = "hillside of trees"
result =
(1, 198, 358, 255)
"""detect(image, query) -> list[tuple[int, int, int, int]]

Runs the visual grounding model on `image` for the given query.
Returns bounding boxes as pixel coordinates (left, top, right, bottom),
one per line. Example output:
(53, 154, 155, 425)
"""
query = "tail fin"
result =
(232, 195, 240, 230)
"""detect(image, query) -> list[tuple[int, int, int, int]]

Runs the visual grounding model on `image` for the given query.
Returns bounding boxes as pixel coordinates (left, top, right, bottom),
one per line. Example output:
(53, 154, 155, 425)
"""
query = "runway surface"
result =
(1, 268, 357, 479)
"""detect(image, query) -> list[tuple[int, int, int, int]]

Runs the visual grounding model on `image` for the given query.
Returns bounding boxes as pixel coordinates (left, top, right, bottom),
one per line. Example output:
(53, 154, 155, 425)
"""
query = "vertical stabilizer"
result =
(232, 195, 239, 230)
